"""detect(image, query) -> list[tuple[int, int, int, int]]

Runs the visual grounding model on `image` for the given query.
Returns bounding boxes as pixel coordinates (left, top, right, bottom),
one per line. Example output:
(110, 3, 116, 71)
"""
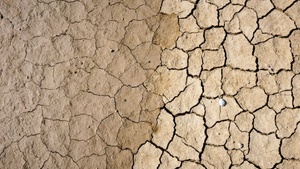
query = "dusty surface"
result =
(0, 0, 300, 168)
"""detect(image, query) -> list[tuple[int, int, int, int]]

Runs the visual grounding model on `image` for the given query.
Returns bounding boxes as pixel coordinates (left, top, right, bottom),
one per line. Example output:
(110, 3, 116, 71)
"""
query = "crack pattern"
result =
(1, 0, 300, 168)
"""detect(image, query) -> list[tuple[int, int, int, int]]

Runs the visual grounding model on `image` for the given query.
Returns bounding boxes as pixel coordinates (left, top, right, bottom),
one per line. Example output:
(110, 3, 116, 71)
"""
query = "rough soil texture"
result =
(0, 0, 300, 168)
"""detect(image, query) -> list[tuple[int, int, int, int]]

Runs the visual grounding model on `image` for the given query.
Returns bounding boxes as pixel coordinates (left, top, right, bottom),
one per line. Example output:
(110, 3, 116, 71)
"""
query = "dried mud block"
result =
(233, 8, 257, 40)
(226, 7, 256, 37)
(219, 4, 243, 26)
(146, 0, 164, 13)
(175, 114, 206, 151)
(188, 48, 203, 76)
(159, 152, 181, 169)
(62, 1, 87, 22)
(153, 14, 181, 49)
(222, 67, 256, 96)
(0, 143, 25, 169)
(191, 103, 205, 116)
(96, 21, 126, 42)
(133, 142, 162, 169)
(167, 136, 199, 161)
(177, 31, 204, 51)
(293, 56, 300, 74)
(181, 161, 205, 168)
(67, 20, 96, 39)
(231, 161, 257, 169)
(290, 30, 300, 56)
(259, 9, 295, 36)
(162, 48, 188, 69)
(141, 91, 164, 112)
(276, 108, 300, 138)
(277, 160, 300, 169)
(166, 78, 202, 115)
(135, 4, 157, 20)
(42, 97, 71, 121)
(255, 38, 293, 73)
(144, 66, 186, 100)
(117, 120, 152, 153)
(132, 42, 162, 70)
(179, 16, 201, 33)
(202, 96, 242, 127)
(41, 119, 70, 156)
(229, 150, 244, 166)
(194, 0, 218, 28)
(106, 147, 133, 169)
(27, 36, 60, 65)
(69, 115, 99, 141)
(272, 0, 295, 10)
(161, 0, 194, 18)
(0, 18, 13, 47)
(235, 112, 254, 132)
(43, 153, 79, 169)
(225, 123, 249, 152)
(281, 123, 300, 159)
(120, 63, 149, 87)
(202, 27, 226, 50)
(117, 62, 150, 84)
(122, 20, 153, 49)
(254, 107, 277, 134)
(268, 91, 293, 112)
(285, 2, 300, 28)
(77, 154, 106, 169)
(87, 69, 123, 97)
(71, 92, 115, 121)
(236, 87, 267, 112)
(247, 0, 273, 18)
(69, 135, 106, 161)
(201, 145, 231, 169)
(0, 107, 43, 145)
(257, 70, 294, 94)
(106, 45, 136, 78)
(115, 86, 145, 121)
(94, 3, 136, 26)
(251, 29, 273, 44)
(18, 136, 50, 169)
(206, 0, 230, 8)
(293, 75, 300, 107)
(247, 131, 281, 168)
(97, 113, 123, 146)
(224, 34, 256, 70)
(123, 0, 145, 9)
(200, 69, 223, 98)
(231, 0, 246, 5)
(207, 121, 230, 146)
(202, 47, 225, 70)
(152, 110, 174, 149)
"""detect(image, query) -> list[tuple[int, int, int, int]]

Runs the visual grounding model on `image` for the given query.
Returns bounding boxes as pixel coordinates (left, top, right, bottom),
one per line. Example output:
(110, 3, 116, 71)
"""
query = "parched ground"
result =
(1, 0, 300, 168)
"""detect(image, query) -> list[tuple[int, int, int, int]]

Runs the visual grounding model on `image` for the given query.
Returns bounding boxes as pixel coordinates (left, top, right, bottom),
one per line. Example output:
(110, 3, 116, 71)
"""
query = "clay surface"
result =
(0, 0, 300, 168)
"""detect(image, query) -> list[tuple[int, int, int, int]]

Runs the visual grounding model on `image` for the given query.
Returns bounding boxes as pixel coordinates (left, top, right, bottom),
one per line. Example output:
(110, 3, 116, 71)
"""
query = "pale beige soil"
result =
(0, 0, 300, 168)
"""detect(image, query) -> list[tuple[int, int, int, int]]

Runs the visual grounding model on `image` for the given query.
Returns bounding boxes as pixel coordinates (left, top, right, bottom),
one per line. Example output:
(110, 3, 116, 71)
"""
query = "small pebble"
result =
(219, 98, 226, 107)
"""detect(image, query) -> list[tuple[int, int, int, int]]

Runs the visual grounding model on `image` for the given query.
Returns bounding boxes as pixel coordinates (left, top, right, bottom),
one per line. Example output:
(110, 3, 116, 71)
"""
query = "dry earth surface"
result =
(1, 0, 300, 168)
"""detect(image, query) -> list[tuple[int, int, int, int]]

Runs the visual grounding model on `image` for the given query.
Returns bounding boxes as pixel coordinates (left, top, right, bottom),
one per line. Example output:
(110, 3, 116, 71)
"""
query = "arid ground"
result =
(1, 0, 300, 168)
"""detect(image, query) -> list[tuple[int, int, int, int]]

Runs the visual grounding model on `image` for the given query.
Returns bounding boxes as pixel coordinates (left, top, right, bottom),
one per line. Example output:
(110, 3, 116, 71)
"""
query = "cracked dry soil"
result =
(1, 0, 300, 168)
